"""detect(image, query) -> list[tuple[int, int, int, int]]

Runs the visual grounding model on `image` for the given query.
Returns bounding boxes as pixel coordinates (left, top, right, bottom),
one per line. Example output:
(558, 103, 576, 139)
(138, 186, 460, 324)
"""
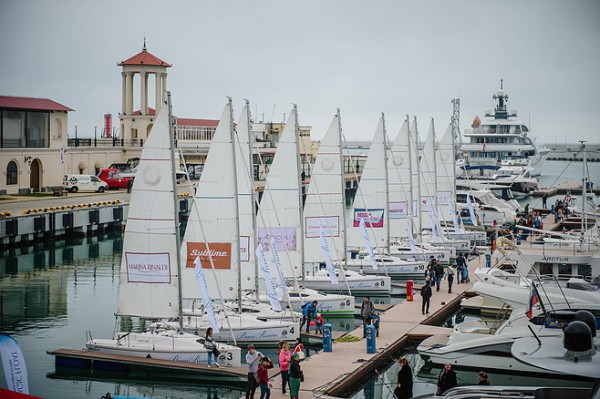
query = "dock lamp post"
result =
(75, 123, 78, 147)
(94, 124, 97, 147)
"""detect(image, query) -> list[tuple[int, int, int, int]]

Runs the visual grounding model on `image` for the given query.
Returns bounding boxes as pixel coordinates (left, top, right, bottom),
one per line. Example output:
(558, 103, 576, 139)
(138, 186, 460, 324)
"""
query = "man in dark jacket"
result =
(360, 296, 375, 338)
(299, 300, 318, 333)
(433, 260, 444, 292)
(437, 362, 458, 395)
(421, 278, 433, 315)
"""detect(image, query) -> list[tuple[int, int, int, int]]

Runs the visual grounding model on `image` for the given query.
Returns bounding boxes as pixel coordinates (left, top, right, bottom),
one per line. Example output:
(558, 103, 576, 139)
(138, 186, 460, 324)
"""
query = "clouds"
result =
(1, 0, 599, 143)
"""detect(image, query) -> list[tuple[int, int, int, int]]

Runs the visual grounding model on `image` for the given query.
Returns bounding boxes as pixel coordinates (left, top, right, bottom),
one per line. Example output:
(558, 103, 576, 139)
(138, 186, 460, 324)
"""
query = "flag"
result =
(319, 228, 339, 285)
(525, 284, 539, 319)
(193, 256, 219, 334)
(359, 218, 378, 270)
(447, 197, 461, 233)
(466, 194, 478, 226)
(256, 244, 283, 312)
(0, 334, 29, 394)
(407, 219, 417, 252)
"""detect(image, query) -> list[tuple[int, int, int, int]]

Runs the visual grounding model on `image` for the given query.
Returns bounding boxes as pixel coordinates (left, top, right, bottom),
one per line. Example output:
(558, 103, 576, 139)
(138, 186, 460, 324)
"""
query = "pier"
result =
(531, 179, 599, 197)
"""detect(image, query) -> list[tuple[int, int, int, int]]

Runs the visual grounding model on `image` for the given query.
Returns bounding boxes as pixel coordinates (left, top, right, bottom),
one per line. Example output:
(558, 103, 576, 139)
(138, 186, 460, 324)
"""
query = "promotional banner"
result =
(256, 244, 283, 311)
(407, 219, 417, 252)
(359, 218, 378, 270)
(426, 201, 440, 241)
(194, 257, 219, 334)
(269, 236, 288, 299)
(0, 334, 29, 394)
(239, 236, 250, 262)
(186, 242, 231, 269)
(305, 216, 339, 238)
(125, 252, 171, 283)
(388, 201, 408, 219)
(257, 227, 297, 251)
(466, 194, 478, 226)
(319, 229, 339, 284)
(352, 209, 384, 228)
(447, 197, 462, 233)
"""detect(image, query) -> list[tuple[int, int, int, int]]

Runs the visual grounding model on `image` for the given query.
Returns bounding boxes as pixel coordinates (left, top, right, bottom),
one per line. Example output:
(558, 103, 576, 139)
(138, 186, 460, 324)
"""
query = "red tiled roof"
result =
(176, 118, 219, 127)
(118, 50, 171, 67)
(0, 95, 74, 111)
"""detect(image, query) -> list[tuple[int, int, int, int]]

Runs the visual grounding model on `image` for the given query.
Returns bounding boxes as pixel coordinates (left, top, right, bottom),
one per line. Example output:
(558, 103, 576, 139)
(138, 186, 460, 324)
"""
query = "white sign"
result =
(125, 252, 171, 283)
(239, 236, 250, 262)
(437, 191, 452, 203)
(305, 216, 340, 238)
(389, 201, 408, 219)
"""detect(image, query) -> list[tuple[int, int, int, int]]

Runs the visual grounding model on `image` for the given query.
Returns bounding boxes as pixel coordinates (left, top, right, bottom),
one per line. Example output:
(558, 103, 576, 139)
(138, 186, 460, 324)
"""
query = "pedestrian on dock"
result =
(204, 327, 220, 368)
(478, 370, 490, 385)
(300, 300, 318, 333)
(370, 311, 381, 337)
(361, 296, 375, 338)
(289, 352, 303, 399)
(456, 253, 467, 284)
(394, 357, 413, 399)
(542, 194, 548, 209)
(421, 278, 432, 315)
(437, 362, 458, 395)
(246, 344, 263, 399)
(257, 356, 274, 399)
(293, 337, 305, 360)
(433, 260, 444, 292)
(424, 263, 435, 286)
(446, 263, 455, 293)
(278, 341, 292, 394)
(314, 312, 325, 335)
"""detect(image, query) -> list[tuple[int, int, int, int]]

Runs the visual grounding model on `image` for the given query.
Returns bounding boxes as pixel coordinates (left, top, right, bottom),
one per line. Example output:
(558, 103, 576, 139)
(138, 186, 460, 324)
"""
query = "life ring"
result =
(564, 194, 572, 203)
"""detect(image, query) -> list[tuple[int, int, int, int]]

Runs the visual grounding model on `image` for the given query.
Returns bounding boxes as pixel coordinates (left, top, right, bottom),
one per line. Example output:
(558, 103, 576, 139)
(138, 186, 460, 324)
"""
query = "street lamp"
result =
(75, 123, 78, 147)
(94, 124, 97, 147)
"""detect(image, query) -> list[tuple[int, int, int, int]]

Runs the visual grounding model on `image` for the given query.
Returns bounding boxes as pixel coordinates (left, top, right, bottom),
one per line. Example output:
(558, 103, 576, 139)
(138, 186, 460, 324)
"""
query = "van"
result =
(63, 174, 108, 193)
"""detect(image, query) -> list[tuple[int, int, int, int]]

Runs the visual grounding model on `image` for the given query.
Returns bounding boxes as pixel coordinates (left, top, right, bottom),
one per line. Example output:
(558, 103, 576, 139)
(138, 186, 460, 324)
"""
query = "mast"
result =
(245, 100, 260, 301)
(580, 140, 587, 249)
(382, 112, 390, 254)
(166, 92, 184, 331)
(412, 116, 423, 233)
(337, 109, 347, 265)
(293, 104, 306, 280)
(405, 114, 415, 238)
(228, 97, 243, 314)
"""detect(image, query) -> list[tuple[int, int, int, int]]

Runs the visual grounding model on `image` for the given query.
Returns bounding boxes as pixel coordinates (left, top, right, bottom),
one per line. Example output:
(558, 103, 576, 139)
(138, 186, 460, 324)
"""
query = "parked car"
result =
(98, 168, 133, 189)
(63, 174, 108, 193)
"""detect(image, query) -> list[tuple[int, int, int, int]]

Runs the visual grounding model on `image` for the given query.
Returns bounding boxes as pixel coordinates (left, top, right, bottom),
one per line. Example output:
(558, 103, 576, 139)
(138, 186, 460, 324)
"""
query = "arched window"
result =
(6, 161, 17, 185)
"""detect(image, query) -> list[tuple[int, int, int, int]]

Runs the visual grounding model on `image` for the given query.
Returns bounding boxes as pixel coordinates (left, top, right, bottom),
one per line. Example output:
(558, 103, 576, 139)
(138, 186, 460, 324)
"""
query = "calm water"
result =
(1, 159, 598, 398)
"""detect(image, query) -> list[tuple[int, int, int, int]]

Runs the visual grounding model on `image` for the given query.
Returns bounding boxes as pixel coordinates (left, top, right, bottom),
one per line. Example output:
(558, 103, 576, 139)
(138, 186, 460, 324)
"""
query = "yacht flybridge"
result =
(460, 80, 549, 176)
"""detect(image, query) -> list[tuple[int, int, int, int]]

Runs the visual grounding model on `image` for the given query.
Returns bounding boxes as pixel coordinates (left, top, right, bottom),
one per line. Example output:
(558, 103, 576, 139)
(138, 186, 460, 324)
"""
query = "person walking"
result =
(447, 263, 455, 293)
(393, 357, 413, 399)
(370, 311, 381, 337)
(478, 371, 491, 385)
(299, 300, 318, 333)
(278, 341, 292, 394)
(361, 296, 375, 338)
(293, 337, 305, 360)
(313, 312, 325, 335)
(421, 278, 433, 315)
(433, 260, 444, 292)
(245, 344, 263, 399)
(289, 352, 303, 399)
(424, 263, 435, 286)
(257, 356, 274, 399)
(437, 362, 458, 395)
(204, 327, 220, 368)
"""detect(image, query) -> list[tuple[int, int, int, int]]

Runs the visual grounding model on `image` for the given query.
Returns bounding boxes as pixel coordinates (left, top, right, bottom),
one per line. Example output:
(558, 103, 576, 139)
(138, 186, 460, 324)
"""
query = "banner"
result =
(447, 197, 461, 233)
(359, 218, 378, 270)
(305, 216, 339, 238)
(319, 229, 339, 284)
(388, 201, 408, 219)
(407, 219, 417, 252)
(426, 201, 440, 241)
(256, 244, 283, 311)
(125, 252, 171, 283)
(268, 236, 287, 299)
(239, 236, 250, 262)
(466, 194, 478, 226)
(257, 227, 297, 251)
(194, 257, 219, 334)
(0, 334, 29, 394)
(186, 242, 232, 269)
(353, 209, 384, 228)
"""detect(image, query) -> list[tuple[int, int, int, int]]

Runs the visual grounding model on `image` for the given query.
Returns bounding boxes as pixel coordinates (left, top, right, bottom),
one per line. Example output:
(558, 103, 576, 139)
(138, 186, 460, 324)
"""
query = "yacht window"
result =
(490, 126, 497, 133)
(514, 125, 521, 133)
(539, 263, 553, 275)
(521, 125, 529, 132)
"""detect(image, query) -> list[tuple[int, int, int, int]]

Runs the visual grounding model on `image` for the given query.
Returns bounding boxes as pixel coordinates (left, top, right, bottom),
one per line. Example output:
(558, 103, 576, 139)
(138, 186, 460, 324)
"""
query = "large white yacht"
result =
(460, 80, 550, 176)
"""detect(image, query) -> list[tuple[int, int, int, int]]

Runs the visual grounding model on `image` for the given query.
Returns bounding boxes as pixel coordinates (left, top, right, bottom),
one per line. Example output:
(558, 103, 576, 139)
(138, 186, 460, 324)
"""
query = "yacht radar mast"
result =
(486, 79, 517, 119)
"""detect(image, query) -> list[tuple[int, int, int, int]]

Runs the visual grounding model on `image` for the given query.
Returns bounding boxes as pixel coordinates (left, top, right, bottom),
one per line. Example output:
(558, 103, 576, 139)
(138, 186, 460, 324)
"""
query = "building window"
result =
(1, 110, 50, 148)
(2, 111, 25, 148)
(6, 161, 17, 185)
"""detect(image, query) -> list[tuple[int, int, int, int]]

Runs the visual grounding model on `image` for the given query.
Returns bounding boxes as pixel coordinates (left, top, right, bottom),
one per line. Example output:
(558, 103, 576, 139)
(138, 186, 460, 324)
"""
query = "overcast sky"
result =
(1, 0, 599, 145)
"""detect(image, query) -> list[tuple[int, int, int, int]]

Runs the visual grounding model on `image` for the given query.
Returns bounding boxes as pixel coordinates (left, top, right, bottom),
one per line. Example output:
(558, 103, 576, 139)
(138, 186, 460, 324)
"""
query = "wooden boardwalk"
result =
(532, 179, 599, 197)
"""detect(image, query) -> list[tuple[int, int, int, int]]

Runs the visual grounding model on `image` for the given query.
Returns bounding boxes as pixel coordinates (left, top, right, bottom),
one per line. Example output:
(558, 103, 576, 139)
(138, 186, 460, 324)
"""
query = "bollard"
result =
(485, 253, 491, 268)
(323, 323, 332, 352)
(406, 280, 414, 302)
(366, 324, 376, 354)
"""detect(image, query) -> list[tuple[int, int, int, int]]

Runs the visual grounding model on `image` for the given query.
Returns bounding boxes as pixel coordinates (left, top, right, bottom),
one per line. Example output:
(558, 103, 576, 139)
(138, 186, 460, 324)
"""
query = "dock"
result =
(532, 179, 599, 197)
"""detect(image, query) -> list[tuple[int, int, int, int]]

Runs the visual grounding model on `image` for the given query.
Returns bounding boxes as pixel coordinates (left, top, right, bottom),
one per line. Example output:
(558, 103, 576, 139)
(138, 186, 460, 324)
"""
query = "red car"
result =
(98, 168, 133, 189)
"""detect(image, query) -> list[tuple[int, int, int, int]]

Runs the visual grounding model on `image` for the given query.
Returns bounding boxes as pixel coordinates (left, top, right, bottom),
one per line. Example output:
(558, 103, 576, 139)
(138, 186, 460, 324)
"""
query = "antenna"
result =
(143, 36, 147, 51)
(451, 98, 461, 158)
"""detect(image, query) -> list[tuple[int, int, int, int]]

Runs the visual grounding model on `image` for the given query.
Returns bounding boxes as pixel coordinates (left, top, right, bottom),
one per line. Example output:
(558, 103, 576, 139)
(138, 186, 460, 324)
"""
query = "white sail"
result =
(435, 123, 456, 223)
(117, 105, 180, 319)
(388, 119, 413, 240)
(235, 103, 256, 291)
(409, 118, 422, 233)
(256, 108, 302, 278)
(347, 116, 387, 249)
(303, 113, 345, 263)
(419, 119, 436, 230)
(181, 102, 239, 300)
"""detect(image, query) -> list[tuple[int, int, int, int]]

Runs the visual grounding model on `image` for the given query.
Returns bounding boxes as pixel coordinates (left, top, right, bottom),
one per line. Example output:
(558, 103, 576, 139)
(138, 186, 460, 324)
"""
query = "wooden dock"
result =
(532, 180, 600, 197)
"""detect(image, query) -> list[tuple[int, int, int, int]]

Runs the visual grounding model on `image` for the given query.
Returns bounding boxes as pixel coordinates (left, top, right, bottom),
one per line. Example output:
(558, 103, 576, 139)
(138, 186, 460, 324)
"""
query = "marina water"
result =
(0, 160, 598, 398)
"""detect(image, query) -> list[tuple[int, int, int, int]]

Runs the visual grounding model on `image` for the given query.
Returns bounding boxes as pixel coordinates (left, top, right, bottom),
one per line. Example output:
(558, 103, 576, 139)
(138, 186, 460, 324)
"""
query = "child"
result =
(370, 311, 381, 337)
(257, 356, 274, 399)
(314, 313, 324, 334)
(293, 337, 305, 360)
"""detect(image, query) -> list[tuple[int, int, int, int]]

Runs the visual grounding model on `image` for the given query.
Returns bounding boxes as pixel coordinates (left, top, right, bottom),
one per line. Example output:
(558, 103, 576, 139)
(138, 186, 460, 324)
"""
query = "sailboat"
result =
(175, 99, 299, 344)
(344, 115, 428, 277)
(255, 106, 355, 317)
(301, 110, 391, 294)
(85, 94, 241, 366)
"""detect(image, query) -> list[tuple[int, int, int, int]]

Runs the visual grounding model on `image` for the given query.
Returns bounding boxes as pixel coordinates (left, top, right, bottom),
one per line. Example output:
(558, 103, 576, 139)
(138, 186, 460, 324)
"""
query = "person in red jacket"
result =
(257, 356, 274, 399)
